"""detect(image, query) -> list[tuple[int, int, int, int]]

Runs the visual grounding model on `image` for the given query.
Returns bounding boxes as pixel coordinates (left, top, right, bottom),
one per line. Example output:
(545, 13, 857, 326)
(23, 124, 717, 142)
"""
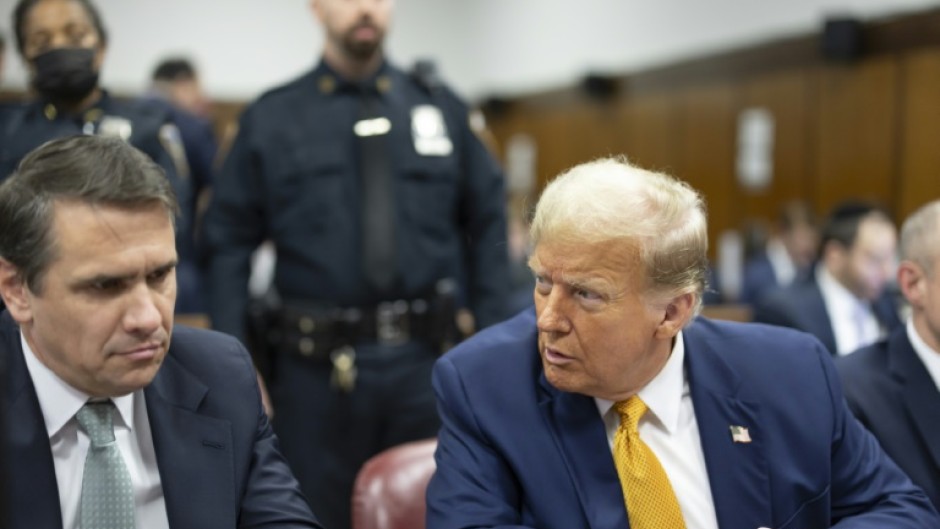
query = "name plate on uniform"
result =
(354, 117, 392, 137)
(411, 105, 452, 156)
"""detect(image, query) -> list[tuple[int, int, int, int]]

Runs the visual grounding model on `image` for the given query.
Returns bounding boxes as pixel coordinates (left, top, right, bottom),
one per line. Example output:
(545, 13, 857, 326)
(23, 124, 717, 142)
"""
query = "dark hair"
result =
(777, 200, 816, 232)
(0, 135, 178, 292)
(819, 201, 891, 253)
(13, 0, 108, 56)
(152, 58, 197, 82)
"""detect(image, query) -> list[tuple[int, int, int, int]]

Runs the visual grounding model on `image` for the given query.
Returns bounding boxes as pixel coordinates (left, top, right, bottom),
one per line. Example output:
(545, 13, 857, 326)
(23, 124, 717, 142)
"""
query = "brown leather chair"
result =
(351, 438, 438, 529)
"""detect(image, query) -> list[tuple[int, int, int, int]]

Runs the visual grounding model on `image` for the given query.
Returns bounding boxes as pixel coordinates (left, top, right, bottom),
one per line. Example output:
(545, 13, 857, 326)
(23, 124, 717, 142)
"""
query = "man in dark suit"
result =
(753, 202, 901, 355)
(739, 200, 818, 305)
(0, 136, 320, 528)
(426, 157, 938, 529)
(837, 199, 940, 510)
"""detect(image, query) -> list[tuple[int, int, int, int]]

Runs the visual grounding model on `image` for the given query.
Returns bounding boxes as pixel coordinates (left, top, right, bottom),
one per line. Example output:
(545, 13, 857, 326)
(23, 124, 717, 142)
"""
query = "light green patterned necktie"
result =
(76, 401, 137, 529)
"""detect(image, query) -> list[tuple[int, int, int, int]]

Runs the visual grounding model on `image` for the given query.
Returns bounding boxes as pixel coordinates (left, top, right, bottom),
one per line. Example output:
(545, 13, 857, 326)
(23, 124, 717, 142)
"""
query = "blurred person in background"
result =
(0, 0, 199, 317)
(754, 201, 900, 355)
(146, 57, 218, 313)
(202, 0, 511, 527)
(739, 200, 819, 305)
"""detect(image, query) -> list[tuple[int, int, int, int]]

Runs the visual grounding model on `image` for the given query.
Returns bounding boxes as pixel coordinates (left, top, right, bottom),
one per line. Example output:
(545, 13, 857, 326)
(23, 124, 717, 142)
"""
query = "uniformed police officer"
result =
(0, 0, 197, 314)
(202, 1, 511, 528)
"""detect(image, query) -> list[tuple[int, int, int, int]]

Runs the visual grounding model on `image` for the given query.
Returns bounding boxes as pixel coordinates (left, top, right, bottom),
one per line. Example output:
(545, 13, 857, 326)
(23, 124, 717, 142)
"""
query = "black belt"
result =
(278, 299, 436, 361)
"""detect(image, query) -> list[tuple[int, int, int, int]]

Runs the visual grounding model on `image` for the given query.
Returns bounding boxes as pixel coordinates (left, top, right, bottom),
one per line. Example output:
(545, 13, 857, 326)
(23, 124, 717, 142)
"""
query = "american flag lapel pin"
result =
(730, 425, 752, 444)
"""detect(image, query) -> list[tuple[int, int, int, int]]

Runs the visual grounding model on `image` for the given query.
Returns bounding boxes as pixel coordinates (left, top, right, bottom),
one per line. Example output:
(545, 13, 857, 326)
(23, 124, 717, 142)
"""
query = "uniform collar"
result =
(36, 89, 112, 122)
(313, 58, 394, 95)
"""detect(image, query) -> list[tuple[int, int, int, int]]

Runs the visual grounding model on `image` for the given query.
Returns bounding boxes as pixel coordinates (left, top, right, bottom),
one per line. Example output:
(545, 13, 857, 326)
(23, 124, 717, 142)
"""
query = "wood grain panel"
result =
(898, 49, 940, 220)
(736, 69, 815, 223)
(675, 82, 737, 248)
(813, 58, 899, 216)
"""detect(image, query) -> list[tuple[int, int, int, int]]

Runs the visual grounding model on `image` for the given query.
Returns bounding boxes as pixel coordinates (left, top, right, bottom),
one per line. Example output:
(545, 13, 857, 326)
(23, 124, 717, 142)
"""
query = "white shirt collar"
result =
(595, 330, 686, 434)
(906, 318, 940, 392)
(20, 331, 136, 439)
(817, 264, 865, 310)
(766, 238, 796, 286)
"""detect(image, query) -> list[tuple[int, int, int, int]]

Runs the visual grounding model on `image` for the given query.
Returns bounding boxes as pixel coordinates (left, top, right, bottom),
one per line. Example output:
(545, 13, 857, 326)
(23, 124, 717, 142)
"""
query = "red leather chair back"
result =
(351, 438, 438, 529)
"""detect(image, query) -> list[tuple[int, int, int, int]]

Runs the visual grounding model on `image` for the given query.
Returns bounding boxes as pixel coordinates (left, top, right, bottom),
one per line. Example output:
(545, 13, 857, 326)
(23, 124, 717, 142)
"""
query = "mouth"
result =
(115, 342, 163, 362)
(351, 23, 379, 39)
(543, 346, 574, 366)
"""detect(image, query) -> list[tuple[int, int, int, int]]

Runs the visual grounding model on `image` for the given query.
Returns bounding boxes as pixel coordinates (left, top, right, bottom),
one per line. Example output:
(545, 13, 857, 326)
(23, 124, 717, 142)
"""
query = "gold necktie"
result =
(613, 396, 687, 529)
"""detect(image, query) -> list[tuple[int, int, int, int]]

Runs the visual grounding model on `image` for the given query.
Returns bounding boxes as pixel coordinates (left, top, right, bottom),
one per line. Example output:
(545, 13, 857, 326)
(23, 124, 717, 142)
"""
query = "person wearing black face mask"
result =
(30, 46, 100, 104)
(0, 0, 202, 316)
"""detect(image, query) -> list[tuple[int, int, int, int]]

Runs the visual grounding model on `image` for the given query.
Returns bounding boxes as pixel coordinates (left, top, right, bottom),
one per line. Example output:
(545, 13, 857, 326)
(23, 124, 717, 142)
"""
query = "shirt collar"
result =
(906, 318, 940, 391)
(595, 330, 686, 434)
(817, 264, 867, 311)
(21, 331, 136, 439)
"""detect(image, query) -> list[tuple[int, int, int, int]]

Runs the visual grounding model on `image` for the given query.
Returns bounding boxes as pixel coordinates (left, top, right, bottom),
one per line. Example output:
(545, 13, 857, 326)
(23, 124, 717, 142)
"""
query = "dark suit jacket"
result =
(752, 277, 901, 355)
(837, 328, 940, 509)
(427, 310, 938, 529)
(739, 252, 779, 305)
(0, 311, 321, 529)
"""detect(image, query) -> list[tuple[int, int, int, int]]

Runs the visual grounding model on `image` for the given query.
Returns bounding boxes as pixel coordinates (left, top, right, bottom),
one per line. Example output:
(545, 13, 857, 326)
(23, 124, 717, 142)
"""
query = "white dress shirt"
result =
(596, 332, 719, 529)
(21, 333, 169, 529)
(766, 238, 797, 286)
(817, 266, 883, 355)
(907, 319, 940, 392)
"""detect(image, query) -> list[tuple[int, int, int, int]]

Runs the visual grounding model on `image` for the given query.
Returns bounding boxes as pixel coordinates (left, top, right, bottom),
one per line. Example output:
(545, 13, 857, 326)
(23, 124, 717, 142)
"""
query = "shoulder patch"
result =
(159, 123, 190, 180)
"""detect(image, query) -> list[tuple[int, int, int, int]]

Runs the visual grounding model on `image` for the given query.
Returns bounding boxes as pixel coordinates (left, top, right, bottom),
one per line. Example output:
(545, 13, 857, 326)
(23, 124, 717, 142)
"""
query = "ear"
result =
(0, 259, 33, 324)
(898, 260, 926, 310)
(654, 292, 695, 340)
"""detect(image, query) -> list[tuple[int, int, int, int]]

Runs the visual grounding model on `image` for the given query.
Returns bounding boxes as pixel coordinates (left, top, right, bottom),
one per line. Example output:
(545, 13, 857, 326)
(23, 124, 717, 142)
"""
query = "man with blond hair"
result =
(838, 199, 940, 510)
(426, 156, 937, 528)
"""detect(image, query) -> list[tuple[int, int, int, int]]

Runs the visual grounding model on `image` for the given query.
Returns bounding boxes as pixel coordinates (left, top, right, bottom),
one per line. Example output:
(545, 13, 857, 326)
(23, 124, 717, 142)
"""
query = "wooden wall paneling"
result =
(735, 69, 815, 224)
(813, 57, 900, 216)
(897, 48, 940, 220)
(675, 82, 738, 249)
(620, 91, 682, 175)
(568, 99, 630, 163)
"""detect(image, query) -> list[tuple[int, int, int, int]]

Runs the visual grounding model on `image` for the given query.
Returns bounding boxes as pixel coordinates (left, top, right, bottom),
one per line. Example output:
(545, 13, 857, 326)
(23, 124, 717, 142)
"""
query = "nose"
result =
(536, 288, 571, 335)
(123, 284, 164, 336)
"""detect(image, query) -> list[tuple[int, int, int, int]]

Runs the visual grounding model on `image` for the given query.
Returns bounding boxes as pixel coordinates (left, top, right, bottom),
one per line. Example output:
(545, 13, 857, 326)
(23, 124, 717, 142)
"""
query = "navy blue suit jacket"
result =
(837, 328, 940, 509)
(427, 310, 938, 529)
(739, 252, 779, 305)
(752, 278, 901, 355)
(0, 311, 320, 529)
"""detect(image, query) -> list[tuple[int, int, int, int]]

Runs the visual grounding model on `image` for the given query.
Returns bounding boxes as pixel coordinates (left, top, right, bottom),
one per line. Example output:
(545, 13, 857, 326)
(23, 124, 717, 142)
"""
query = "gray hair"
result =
(900, 200, 940, 277)
(530, 156, 709, 313)
(0, 135, 178, 293)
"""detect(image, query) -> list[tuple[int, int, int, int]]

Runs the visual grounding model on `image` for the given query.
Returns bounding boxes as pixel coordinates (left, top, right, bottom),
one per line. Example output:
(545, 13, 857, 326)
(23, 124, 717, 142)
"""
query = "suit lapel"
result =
(805, 284, 837, 354)
(889, 331, 940, 471)
(145, 351, 236, 529)
(2, 314, 63, 528)
(685, 324, 772, 529)
(538, 375, 628, 529)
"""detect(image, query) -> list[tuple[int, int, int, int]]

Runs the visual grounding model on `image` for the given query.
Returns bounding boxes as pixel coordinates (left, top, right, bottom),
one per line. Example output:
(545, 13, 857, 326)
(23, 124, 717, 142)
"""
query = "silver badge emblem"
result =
(411, 105, 452, 156)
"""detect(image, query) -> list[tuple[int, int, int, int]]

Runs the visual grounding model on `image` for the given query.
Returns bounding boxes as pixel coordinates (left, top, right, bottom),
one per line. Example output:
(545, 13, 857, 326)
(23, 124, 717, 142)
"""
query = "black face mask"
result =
(31, 47, 100, 103)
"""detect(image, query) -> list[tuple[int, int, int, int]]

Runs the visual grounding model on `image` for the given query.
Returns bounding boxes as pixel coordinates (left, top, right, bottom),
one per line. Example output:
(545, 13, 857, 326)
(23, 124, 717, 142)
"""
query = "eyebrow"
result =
(72, 259, 178, 288)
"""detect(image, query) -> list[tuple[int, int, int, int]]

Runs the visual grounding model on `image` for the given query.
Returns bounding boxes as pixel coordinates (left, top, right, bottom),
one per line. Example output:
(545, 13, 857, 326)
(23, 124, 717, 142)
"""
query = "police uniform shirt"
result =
(203, 60, 510, 339)
(0, 92, 194, 262)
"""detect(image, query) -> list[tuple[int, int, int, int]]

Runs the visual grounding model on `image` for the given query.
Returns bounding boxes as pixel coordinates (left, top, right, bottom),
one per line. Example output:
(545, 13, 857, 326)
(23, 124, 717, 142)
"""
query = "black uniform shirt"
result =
(0, 92, 194, 261)
(203, 60, 510, 340)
